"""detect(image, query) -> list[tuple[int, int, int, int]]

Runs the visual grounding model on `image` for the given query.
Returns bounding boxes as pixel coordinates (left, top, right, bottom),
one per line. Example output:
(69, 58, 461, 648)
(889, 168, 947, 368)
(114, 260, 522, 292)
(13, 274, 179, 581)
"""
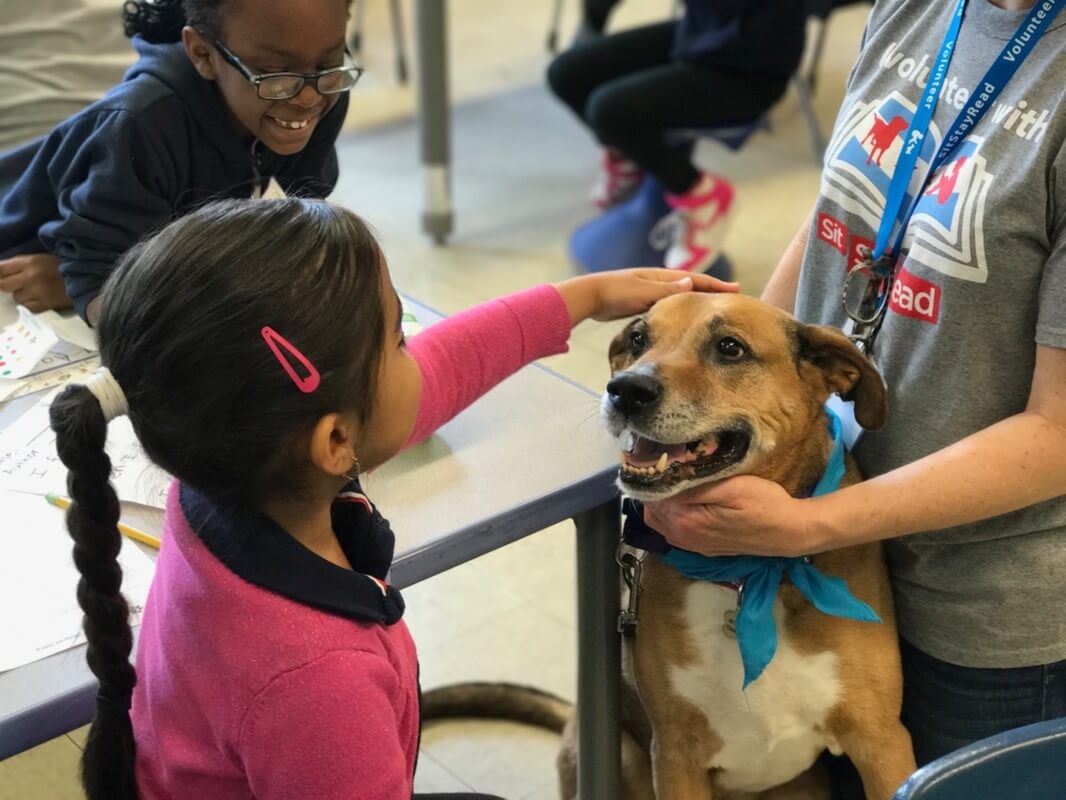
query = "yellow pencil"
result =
(45, 493, 161, 550)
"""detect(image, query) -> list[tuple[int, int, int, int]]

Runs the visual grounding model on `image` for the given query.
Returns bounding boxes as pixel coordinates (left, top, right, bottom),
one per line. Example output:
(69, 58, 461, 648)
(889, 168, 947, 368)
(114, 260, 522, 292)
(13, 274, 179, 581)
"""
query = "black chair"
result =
(894, 717, 1066, 800)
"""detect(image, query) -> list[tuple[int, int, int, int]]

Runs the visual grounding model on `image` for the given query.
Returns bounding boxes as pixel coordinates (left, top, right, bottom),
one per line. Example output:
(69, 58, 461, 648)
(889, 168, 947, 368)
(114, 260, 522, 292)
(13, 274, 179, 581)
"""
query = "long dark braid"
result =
(50, 386, 138, 800)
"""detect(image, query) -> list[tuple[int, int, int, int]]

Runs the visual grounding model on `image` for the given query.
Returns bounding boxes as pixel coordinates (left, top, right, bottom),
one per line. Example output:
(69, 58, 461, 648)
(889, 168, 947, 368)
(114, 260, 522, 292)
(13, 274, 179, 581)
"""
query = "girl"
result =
(50, 197, 736, 800)
(0, 0, 356, 321)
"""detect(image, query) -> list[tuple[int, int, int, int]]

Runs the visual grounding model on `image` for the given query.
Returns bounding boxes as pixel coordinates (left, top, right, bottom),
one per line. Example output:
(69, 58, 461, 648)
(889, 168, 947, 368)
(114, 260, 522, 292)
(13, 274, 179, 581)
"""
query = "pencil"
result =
(45, 493, 161, 549)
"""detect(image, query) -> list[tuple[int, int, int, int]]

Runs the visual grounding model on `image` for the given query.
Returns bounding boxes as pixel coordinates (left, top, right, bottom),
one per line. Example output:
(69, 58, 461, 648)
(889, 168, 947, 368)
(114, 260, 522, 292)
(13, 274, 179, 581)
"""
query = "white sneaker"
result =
(590, 152, 644, 209)
(650, 173, 735, 272)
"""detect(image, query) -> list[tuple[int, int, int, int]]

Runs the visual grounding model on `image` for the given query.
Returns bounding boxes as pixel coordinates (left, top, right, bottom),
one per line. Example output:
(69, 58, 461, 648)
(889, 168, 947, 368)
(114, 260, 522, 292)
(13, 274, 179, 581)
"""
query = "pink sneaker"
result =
(650, 173, 735, 272)
(590, 151, 644, 209)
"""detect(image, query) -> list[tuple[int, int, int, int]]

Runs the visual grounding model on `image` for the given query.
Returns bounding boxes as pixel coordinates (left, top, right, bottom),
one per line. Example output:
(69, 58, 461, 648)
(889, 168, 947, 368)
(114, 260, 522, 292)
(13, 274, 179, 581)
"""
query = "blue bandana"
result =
(621, 408, 880, 688)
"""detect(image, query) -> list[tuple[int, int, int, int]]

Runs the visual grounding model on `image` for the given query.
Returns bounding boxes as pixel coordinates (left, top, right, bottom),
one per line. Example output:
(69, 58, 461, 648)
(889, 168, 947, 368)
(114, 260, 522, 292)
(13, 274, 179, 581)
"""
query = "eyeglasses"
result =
(211, 40, 364, 101)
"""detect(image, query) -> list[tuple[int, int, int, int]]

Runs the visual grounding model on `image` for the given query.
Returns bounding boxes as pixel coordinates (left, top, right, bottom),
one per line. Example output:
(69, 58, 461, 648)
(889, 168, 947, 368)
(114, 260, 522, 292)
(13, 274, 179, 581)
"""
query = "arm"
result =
(404, 285, 572, 446)
(37, 110, 177, 320)
(644, 344, 1066, 557)
(759, 206, 813, 313)
(239, 649, 414, 800)
(404, 270, 740, 446)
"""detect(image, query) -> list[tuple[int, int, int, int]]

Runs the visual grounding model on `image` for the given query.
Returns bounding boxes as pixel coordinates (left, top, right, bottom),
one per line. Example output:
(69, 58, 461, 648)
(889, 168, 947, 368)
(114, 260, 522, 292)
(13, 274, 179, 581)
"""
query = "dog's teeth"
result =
(655, 452, 668, 472)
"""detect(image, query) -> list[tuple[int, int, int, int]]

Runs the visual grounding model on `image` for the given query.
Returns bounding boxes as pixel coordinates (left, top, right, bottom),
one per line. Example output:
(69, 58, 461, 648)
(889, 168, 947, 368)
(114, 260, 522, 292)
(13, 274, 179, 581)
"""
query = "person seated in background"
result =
(0, 0, 356, 320)
(547, 0, 807, 274)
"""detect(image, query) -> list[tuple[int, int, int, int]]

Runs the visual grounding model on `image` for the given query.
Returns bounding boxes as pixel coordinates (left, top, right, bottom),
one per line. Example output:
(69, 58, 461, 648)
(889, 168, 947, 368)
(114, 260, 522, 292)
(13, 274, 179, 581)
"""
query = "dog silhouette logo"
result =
(861, 114, 909, 167)
(821, 92, 993, 286)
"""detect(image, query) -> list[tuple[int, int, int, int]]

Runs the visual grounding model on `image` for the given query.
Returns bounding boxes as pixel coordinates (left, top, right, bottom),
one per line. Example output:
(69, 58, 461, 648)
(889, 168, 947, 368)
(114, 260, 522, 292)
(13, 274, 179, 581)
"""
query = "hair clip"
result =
(261, 326, 321, 393)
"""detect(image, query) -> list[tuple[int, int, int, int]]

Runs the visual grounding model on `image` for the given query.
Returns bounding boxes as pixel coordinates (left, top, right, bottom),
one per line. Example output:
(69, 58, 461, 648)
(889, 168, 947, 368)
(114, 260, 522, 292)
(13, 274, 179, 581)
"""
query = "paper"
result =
(0, 389, 171, 509)
(401, 298, 423, 338)
(0, 487, 157, 671)
(0, 306, 60, 379)
(0, 353, 100, 404)
(34, 310, 98, 352)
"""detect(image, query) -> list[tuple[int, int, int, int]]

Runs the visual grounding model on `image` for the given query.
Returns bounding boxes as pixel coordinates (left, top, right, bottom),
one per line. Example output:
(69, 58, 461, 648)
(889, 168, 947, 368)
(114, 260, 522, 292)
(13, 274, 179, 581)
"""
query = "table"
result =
(0, 299, 623, 798)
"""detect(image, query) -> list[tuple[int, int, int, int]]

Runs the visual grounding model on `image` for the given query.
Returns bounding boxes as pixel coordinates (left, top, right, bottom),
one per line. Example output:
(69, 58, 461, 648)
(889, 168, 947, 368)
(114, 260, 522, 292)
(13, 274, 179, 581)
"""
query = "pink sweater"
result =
(131, 286, 571, 800)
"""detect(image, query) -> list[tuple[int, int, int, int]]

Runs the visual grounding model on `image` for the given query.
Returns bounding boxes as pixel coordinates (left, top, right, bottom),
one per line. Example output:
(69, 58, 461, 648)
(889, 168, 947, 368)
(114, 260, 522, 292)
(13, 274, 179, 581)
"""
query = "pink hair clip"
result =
(261, 326, 321, 394)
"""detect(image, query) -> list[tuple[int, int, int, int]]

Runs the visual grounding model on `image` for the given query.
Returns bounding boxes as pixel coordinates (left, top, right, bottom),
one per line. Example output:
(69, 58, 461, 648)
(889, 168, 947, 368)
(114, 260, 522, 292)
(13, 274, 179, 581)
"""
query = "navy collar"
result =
(180, 482, 405, 625)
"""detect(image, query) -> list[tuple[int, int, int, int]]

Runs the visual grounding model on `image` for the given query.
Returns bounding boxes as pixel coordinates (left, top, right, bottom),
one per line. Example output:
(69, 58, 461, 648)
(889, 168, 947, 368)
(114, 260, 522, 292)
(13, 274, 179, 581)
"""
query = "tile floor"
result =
(0, 1, 870, 797)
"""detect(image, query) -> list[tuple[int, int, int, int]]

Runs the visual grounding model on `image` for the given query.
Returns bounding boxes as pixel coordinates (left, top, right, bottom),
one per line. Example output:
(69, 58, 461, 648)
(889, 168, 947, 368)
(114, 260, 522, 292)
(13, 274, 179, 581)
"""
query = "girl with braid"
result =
(0, 0, 356, 322)
(49, 197, 736, 800)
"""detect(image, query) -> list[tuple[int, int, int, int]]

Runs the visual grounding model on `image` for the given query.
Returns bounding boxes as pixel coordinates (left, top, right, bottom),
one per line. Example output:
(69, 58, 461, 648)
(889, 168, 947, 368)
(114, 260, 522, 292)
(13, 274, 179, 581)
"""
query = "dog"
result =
(423, 293, 915, 799)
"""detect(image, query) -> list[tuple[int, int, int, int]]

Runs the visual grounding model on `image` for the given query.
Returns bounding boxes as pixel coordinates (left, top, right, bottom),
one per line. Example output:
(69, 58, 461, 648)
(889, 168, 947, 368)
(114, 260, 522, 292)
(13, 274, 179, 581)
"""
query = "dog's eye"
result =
(628, 328, 648, 354)
(716, 336, 746, 359)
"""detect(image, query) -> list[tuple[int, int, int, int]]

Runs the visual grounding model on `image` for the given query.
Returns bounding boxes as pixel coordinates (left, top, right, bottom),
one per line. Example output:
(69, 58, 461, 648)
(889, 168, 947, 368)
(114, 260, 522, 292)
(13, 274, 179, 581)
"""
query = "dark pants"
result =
(583, 0, 621, 33)
(828, 637, 1066, 798)
(546, 21, 791, 194)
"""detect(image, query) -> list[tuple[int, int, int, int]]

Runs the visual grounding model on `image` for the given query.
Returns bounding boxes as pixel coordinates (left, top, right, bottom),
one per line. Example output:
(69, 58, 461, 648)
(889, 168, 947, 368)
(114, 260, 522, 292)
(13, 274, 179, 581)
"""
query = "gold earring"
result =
(343, 454, 361, 481)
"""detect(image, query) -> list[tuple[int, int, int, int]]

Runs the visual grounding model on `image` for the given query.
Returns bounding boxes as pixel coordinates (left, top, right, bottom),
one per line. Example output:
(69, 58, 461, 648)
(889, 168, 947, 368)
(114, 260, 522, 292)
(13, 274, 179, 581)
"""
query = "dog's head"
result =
(602, 293, 886, 501)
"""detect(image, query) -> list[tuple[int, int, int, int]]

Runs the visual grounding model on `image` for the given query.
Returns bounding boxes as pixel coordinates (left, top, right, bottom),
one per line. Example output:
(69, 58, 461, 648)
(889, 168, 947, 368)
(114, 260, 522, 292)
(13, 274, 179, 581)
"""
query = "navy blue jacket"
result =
(673, 0, 808, 76)
(0, 37, 348, 317)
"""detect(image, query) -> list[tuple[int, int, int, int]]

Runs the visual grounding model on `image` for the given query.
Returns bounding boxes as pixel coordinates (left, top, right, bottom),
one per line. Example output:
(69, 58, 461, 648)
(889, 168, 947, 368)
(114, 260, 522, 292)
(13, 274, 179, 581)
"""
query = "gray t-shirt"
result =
(794, 0, 1066, 667)
(0, 0, 134, 151)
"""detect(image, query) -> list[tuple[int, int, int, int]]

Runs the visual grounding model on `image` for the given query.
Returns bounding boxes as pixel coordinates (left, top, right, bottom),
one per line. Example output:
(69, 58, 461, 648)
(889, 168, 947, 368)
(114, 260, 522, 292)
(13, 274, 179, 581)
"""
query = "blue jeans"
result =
(828, 638, 1066, 798)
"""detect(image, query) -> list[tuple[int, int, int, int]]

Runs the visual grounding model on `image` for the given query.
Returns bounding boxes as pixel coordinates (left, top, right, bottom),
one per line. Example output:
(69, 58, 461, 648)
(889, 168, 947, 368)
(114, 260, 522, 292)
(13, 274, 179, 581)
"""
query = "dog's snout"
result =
(607, 372, 663, 417)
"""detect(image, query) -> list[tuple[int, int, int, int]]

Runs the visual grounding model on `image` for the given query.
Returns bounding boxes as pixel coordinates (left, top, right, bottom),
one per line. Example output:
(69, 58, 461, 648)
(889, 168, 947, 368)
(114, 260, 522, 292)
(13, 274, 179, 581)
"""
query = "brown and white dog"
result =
(582, 291, 915, 799)
(423, 293, 915, 800)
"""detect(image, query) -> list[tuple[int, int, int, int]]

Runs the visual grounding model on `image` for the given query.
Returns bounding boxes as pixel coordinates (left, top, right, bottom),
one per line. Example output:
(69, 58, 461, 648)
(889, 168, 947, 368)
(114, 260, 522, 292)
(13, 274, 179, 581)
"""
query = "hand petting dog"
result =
(556, 267, 739, 324)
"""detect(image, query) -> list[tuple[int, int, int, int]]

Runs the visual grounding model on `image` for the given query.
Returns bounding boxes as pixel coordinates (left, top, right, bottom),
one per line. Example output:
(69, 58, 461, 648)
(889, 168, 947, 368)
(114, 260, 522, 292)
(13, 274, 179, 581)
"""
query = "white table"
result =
(0, 299, 624, 798)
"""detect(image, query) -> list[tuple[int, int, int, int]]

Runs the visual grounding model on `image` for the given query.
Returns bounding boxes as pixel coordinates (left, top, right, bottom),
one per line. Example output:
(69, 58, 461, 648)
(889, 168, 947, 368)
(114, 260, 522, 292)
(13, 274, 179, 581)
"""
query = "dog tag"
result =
(722, 609, 737, 639)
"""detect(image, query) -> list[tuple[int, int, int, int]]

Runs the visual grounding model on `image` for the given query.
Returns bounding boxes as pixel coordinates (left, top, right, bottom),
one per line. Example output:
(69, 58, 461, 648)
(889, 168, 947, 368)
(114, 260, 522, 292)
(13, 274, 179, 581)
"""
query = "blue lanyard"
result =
(872, 0, 1062, 265)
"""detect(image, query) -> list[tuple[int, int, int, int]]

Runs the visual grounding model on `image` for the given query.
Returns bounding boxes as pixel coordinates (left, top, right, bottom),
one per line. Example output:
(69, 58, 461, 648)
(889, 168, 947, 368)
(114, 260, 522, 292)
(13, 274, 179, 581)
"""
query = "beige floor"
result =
(0, 1, 870, 797)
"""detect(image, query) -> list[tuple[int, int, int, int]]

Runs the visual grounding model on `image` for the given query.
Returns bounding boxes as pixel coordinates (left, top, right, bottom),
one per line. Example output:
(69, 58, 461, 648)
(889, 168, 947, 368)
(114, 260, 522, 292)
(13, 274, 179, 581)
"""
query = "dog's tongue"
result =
(627, 436, 688, 467)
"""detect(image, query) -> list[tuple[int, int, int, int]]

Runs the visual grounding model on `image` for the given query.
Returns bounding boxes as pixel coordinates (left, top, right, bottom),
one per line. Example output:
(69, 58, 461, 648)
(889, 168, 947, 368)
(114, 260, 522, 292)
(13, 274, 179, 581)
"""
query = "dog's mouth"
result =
(618, 427, 751, 490)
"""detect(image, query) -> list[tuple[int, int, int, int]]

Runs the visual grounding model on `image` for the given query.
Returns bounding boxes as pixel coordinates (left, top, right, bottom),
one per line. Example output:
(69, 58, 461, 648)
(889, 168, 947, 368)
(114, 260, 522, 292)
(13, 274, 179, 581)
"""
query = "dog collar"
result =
(621, 407, 880, 688)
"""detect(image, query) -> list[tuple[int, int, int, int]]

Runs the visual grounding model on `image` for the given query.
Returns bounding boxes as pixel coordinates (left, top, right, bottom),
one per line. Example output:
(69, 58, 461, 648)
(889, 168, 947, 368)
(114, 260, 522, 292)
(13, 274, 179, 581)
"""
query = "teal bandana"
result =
(622, 408, 881, 688)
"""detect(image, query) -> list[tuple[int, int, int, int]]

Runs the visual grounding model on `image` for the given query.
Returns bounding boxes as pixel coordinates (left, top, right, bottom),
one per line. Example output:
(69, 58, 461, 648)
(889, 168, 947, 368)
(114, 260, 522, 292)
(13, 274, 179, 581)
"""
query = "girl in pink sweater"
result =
(49, 198, 735, 800)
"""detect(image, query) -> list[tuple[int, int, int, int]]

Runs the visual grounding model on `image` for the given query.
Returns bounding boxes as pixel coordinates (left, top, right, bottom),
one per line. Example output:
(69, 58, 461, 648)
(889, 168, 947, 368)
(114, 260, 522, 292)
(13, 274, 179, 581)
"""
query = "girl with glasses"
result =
(0, 0, 360, 323)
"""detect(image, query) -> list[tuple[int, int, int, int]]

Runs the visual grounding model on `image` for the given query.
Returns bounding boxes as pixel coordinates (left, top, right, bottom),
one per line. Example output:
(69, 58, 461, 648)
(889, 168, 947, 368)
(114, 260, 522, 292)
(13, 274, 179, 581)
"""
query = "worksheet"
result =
(0, 390, 170, 509)
(0, 487, 156, 671)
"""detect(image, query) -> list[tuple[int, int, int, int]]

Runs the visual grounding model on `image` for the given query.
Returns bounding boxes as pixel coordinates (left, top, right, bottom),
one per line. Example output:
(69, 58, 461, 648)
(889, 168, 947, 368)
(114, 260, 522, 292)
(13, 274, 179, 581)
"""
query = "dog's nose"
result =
(606, 373, 663, 417)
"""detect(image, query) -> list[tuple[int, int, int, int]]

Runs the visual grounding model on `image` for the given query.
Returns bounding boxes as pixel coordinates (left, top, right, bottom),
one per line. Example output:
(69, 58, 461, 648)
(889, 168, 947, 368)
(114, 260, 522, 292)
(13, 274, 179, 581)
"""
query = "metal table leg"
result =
(574, 497, 622, 799)
(414, 0, 454, 244)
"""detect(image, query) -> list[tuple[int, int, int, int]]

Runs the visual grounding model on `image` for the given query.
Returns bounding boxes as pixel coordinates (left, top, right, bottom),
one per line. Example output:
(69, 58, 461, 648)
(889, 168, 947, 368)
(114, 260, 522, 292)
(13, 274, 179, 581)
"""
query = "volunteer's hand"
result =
(556, 268, 739, 325)
(0, 254, 72, 312)
(643, 475, 824, 558)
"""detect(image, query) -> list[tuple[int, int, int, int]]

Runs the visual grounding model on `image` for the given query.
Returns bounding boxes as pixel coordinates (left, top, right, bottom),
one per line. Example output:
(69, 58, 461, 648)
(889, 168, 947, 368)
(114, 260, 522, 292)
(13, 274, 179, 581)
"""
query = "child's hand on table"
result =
(556, 268, 739, 325)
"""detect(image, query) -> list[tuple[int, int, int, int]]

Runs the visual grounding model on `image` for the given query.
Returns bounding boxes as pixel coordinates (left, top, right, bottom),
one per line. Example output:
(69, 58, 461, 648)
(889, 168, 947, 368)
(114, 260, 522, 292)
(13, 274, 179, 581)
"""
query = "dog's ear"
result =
(608, 319, 640, 375)
(795, 323, 888, 430)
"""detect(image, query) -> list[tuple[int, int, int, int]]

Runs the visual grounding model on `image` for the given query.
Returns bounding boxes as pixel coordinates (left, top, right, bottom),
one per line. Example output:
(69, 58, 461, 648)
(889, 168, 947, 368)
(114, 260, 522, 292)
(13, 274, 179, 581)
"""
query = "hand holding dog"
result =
(557, 268, 739, 324)
(644, 475, 824, 558)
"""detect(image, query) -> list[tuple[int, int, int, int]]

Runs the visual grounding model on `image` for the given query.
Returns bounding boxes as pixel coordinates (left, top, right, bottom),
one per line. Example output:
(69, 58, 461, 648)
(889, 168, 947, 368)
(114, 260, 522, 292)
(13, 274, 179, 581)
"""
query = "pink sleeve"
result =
(404, 284, 572, 446)
(239, 650, 413, 800)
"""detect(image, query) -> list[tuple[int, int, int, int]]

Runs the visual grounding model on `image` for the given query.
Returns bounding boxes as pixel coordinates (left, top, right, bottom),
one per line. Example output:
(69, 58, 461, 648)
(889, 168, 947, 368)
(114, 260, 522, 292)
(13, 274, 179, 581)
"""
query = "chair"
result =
(348, 0, 409, 84)
(893, 717, 1066, 800)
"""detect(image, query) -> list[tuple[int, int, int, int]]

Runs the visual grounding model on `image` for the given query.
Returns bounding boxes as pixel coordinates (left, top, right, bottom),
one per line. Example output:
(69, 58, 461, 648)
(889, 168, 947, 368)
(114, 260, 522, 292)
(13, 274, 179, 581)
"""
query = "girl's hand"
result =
(556, 268, 739, 325)
(643, 475, 824, 558)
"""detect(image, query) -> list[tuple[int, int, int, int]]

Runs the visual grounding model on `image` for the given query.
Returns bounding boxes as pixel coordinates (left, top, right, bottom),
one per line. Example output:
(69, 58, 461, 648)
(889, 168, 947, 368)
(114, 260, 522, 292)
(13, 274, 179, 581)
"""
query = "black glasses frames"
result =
(209, 39, 364, 100)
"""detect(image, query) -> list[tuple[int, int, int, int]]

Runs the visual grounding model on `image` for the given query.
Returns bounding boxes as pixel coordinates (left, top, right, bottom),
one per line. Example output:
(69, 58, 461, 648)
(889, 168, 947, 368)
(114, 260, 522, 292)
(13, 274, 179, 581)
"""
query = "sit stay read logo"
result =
(820, 91, 994, 287)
